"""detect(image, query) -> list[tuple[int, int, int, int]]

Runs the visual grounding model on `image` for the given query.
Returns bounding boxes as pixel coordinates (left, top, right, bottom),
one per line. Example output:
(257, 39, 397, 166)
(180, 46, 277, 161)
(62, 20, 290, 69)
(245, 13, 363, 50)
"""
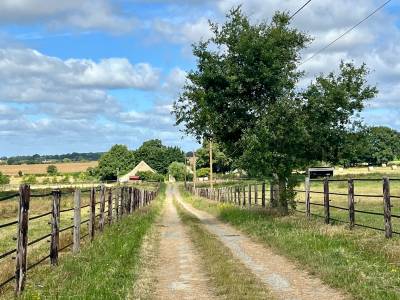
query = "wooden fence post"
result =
(248, 185, 251, 207)
(324, 178, 330, 224)
(73, 189, 81, 253)
(348, 179, 355, 229)
(254, 184, 258, 205)
(234, 186, 237, 204)
(50, 190, 61, 265)
(261, 182, 266, 208)
(114, 188, 119, 221)
(89, 187, 96, 241)
(15, 184, 30, 296)
(383, 177, 392, 238)
(99, 185, 105, 232)
(107, 188, 113, 225)
(270, 181, 275, 208)
(305, 177, 311, 218)
(129, 187, 134, 213)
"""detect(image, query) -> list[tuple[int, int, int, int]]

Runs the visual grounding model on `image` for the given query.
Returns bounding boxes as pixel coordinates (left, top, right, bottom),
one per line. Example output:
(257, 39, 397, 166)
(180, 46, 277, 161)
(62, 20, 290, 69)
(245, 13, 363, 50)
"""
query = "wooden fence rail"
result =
(0, 184, 160, 295)
(187, 177, 400, 239)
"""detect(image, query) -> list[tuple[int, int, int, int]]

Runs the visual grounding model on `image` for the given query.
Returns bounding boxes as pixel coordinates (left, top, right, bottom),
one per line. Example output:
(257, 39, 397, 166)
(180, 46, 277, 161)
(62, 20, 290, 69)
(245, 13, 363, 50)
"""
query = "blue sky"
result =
(0, 0, 399, 156)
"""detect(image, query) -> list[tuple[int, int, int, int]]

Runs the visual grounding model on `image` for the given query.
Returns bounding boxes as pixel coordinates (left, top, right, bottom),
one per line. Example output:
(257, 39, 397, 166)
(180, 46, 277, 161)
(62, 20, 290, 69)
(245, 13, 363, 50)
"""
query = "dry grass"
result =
(0, 161, 98, 176)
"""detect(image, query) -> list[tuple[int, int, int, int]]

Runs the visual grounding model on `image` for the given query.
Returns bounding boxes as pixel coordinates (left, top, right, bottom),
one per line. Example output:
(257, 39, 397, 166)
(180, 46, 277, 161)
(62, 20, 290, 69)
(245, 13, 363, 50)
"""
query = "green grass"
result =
(180, 186, 400, 300)
(9, 184, 165, 300)
(174, 199, 273, 299)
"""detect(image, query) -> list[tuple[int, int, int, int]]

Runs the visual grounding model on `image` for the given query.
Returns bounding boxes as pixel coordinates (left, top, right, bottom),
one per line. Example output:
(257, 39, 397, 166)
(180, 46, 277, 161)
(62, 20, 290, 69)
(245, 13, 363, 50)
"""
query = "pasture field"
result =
(0, 182, 160, 297)
(0, 161, 98, 176)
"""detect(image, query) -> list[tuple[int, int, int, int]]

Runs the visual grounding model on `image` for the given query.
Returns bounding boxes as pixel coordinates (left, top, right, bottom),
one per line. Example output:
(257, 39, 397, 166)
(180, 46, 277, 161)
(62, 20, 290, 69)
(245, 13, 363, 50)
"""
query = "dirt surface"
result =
(173, 184, 347, 300)
(153, 185, 215, 300)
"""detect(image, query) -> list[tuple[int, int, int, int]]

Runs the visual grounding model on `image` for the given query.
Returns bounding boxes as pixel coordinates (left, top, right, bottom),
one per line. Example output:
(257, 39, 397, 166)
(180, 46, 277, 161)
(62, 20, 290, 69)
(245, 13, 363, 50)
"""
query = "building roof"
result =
(119, 161, 156, 182)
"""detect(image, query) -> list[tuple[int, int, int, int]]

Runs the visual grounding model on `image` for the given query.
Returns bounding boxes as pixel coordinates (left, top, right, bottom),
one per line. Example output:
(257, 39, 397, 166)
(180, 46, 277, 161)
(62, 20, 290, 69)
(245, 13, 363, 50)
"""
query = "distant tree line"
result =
(3, 152, 103, 165)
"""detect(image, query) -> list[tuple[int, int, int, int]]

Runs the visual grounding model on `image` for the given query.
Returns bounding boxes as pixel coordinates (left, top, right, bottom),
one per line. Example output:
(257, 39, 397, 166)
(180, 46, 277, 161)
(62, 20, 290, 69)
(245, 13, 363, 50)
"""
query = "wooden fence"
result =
(187, 177, 400, 238)
(0, 184, 159, 295)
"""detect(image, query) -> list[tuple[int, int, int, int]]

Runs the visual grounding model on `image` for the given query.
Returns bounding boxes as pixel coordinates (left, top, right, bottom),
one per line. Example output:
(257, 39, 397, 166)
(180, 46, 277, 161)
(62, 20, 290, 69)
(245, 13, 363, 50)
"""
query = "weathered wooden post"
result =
(261, 182, 266, 208)
(50, 189, 61, 265)
(234, 186, 237, 204)
(348, 179, 355, 229)
(248, 185, 252, 207)
(73, 189, 81, 253)
(270, 181, 275, 208)
(254, 184, 258, 205)
(129, 187, 134, 213)
(89, 187, 96, 241)
(107, 188, 113, 225)
(383, 177, 392, 238)
(324, 178, 330, 224)
(99, 185, 105, 232)
(305, 177, 311, 218)
(15, 184, 30, 295)
(114, 187, 119, 221)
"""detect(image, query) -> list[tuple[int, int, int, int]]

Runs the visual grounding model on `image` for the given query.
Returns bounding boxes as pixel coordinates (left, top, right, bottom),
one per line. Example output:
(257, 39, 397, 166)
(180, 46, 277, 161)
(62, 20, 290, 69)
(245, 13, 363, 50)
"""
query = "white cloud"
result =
(0, 0, 135, 33)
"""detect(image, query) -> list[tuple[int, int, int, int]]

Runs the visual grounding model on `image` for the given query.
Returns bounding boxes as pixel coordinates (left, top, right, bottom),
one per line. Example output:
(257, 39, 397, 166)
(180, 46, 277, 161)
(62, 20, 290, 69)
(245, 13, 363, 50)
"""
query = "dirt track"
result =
(153, 185, 215, 299)
(172, 184, 346, 300)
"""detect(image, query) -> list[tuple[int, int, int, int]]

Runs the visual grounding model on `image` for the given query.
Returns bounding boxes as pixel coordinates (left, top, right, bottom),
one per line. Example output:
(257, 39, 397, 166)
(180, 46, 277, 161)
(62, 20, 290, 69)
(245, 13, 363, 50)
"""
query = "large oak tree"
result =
(173, 8, 378, 211)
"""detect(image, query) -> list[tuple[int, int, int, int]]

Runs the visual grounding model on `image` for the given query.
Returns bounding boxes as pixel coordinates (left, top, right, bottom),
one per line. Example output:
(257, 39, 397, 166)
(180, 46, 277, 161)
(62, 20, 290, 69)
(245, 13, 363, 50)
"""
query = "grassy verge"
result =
(174, 199, 273, 300)
(180, 186, 400, 300)
(15, 184, 165, 300)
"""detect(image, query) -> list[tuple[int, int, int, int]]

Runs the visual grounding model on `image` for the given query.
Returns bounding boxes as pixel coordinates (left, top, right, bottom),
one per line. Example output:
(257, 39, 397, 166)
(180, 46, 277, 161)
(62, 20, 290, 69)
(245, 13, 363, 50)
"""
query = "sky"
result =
(0, 0, 399, 156)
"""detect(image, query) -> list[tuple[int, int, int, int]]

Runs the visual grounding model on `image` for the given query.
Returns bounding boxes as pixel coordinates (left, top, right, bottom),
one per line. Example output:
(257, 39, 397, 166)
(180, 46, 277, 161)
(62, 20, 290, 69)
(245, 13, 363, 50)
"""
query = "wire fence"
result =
(187, 176, 400, 238)
(0, 183, 160, 295)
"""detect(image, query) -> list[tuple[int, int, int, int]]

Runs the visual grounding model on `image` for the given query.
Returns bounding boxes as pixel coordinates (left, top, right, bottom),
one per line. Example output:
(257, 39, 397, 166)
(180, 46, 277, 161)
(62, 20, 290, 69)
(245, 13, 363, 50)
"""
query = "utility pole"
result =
(193, 151, 197, 190)
(209, 139, 213, 190)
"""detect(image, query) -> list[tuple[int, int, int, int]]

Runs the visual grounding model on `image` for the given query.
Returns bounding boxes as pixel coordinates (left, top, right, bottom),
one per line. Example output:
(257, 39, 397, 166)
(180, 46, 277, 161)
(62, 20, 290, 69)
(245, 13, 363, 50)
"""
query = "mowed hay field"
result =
(0, 161, 98, 176)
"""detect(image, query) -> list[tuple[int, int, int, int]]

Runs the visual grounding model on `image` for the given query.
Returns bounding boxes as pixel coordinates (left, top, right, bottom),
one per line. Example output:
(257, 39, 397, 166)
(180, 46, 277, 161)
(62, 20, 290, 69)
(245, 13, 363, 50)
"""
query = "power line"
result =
(290, 0, 312, 20)
(300, 0, 392, 66)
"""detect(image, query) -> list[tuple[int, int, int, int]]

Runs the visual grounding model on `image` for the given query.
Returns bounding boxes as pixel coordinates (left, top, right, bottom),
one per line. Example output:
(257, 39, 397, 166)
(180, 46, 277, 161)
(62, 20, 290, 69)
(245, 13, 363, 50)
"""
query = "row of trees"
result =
(172, 7, 382, 212)
(97, 139, 185, 180)
(2, 152, 103, 165)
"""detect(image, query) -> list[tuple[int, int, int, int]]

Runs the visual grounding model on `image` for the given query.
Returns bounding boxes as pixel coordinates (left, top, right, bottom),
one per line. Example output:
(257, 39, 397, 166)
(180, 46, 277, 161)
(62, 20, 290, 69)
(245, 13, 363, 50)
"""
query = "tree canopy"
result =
(97, 145, 136, 180)
(173, 8, 378, 211)
(195, 140, 232, 173)
(134, 139, 185, 174)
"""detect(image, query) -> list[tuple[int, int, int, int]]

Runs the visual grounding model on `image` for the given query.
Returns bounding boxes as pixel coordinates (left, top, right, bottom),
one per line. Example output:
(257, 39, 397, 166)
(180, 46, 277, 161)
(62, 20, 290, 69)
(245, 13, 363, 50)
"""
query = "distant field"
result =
(0, 161, 98, 176)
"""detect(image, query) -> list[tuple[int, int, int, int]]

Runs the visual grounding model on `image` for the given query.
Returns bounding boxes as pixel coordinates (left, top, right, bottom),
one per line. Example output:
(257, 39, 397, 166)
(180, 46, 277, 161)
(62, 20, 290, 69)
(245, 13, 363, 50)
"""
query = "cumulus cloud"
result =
(0, 48, 160, 121)
(0, 0, 135, 33)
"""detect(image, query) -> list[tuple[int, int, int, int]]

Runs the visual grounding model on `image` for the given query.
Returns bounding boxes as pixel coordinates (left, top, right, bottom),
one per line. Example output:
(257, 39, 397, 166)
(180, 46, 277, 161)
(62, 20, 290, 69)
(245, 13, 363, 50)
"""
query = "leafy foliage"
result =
(97, 145, 135, 180)
(46, 165, 58, 175)
(6, 152, 103, 165)
(173, 8, 378, 211)
(0, 172, 10, 184)
(197, 168, 210, 178)
(168, 162, 186, 181)
(196, 141, 232, 173)
(134, 139, 185, 174)
(341, 126, 400, 166)
(136, 171, 164, 182)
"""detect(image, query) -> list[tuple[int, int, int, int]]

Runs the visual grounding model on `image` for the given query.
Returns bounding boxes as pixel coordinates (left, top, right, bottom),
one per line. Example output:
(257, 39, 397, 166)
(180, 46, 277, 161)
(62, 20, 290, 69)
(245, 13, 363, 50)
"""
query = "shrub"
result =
(0, 172, 10, 185)
(168, 162, 186, 181)
(137, 171, 164, 182)
(18, 170, 23, 177)
(197, 168, 210, 178)
(47, 165, 58, 176)
(22, 175, 37, 184)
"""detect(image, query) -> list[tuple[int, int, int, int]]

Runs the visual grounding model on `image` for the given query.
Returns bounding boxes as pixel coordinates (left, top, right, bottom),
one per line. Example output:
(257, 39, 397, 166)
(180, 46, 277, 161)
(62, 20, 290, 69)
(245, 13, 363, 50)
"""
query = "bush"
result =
(197, 168, 210, 178)
(0, 172, 10, 184)
(47, 165, 58, 176)
(168, 162, 186, 181)
(18, 170, 23, 177)
(137, 171, 164, 182)
(22, 175, 37, 184)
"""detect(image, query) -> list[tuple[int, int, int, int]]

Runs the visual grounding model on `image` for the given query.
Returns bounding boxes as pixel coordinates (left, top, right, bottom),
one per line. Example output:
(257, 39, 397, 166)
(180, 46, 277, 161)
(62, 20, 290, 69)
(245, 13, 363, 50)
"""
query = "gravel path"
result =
(173, 184, 347, 300)
(153, 185, 215, 300)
